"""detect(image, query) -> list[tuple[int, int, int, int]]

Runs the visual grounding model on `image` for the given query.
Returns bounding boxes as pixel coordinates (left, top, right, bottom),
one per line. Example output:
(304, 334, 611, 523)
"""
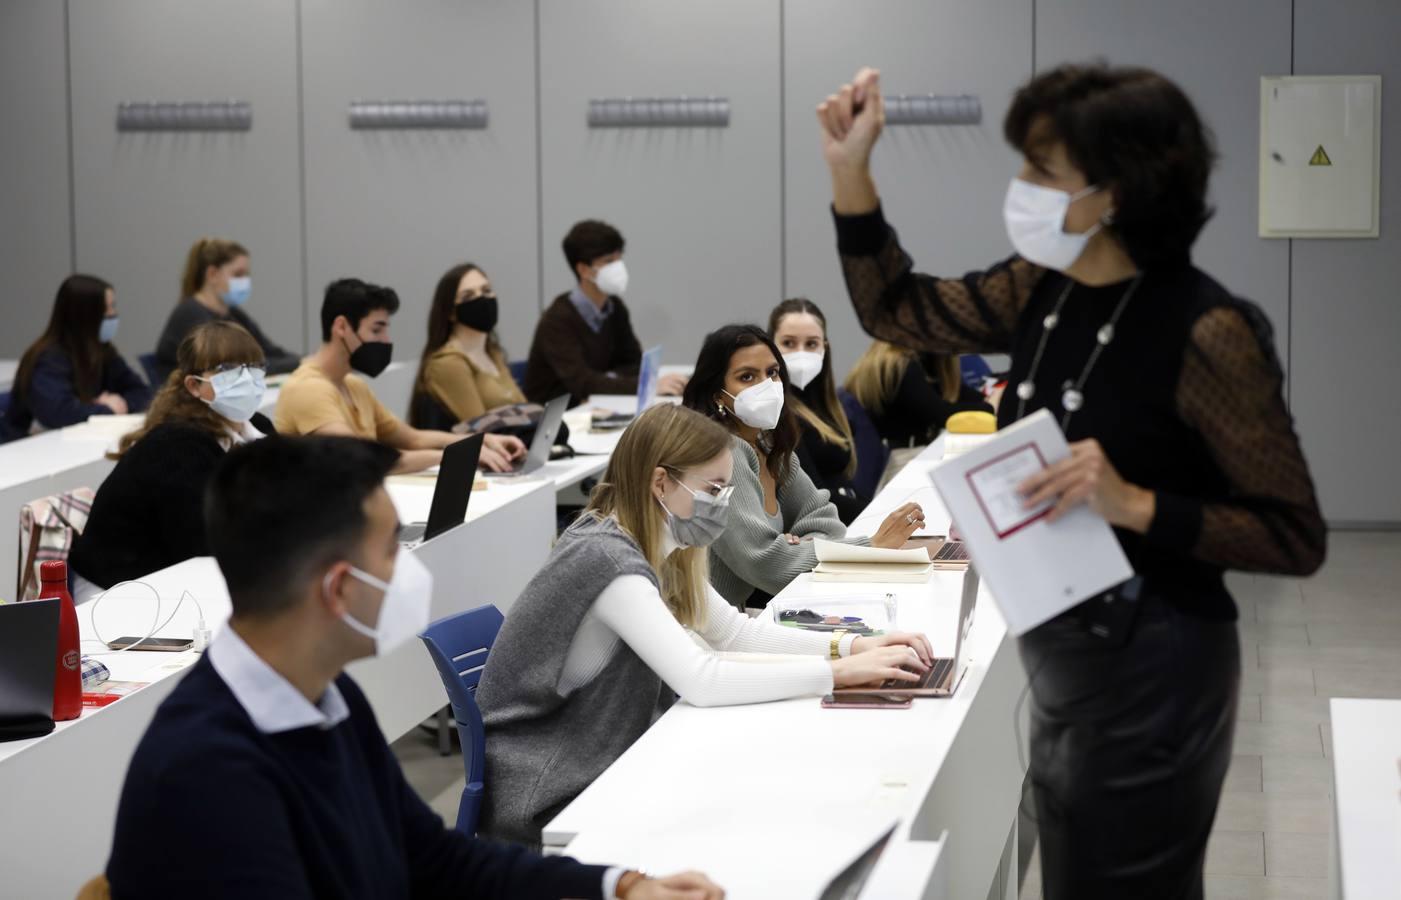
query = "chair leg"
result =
(436, 705, 452, 757)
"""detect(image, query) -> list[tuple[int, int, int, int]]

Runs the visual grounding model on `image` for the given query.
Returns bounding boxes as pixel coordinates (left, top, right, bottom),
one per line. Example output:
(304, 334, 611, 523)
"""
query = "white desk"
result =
(1330, 698, 1401, 899)
(0, 471, 556, 899)
(545, 442, 1029, 900)
(0, 358, 17, 393)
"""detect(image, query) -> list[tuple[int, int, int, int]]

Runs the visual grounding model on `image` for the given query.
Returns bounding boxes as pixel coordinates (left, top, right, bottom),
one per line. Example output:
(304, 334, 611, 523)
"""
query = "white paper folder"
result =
(929, 409, 1134, 636)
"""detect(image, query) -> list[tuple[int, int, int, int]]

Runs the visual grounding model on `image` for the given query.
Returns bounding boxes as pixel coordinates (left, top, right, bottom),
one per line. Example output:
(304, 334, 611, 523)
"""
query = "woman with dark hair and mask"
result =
(476, 402, 931, 847)
(5, 274, 150, 440)
(683, 324, 927, 609)
(818, 63, 1326, 899)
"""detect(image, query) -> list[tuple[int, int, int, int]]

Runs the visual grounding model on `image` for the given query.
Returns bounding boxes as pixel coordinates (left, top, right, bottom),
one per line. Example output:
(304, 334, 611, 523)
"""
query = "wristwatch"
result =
(830, 628, 848, 660)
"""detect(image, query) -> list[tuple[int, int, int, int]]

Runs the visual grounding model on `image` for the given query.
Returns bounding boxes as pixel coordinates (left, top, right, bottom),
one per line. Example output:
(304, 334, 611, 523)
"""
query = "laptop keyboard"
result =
(885, 656, 952, 690)
(933, 541, 969, 562)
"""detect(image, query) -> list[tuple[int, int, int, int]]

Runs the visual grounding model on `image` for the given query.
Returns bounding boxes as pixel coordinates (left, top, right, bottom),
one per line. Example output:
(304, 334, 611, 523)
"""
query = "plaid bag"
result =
(17, 487, 95, 601)
(451, 402, 545, 436)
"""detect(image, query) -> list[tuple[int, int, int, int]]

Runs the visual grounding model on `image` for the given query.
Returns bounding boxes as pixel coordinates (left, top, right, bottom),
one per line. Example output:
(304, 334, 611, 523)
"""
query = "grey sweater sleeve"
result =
(709, 438, 852, 597)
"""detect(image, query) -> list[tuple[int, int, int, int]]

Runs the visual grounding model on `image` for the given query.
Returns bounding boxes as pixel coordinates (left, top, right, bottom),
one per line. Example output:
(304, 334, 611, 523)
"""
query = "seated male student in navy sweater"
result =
(105, 435, 723, 900)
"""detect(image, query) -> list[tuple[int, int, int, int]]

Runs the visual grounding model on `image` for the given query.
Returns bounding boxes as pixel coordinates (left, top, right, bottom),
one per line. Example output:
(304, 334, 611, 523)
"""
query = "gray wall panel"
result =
(0, 1, 73, 358)
(1036, 0, 1294, 376)
(68, 0, 304, 372)
(300, 0, 540, 377)
(783, 0, 1033, 380)
(1290, 0, 1401, 522)
(538, 0, 782, 370)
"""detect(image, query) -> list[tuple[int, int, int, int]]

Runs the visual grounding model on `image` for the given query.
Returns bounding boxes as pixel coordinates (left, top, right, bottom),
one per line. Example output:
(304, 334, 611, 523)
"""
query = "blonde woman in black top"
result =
(844, 340, 991, 447)
(819, 63, 1325, 899)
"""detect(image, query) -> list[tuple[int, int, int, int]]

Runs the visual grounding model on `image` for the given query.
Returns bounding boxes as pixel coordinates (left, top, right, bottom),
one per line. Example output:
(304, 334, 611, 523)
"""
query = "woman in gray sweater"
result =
(682, 325, 926, 608)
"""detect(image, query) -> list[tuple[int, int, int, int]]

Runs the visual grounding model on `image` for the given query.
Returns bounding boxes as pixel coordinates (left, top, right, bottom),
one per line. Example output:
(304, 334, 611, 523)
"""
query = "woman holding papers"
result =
(476, 404, 932, 846)
(683, 325, 927, 609)
(818, 63, 1326, 899)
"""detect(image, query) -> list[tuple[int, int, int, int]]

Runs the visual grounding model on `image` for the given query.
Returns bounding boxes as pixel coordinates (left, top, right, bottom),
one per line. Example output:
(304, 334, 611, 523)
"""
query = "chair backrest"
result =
(138, 353, 167, 389)
(959, 354, 993, 388)
(407, 386, 457, 431)
(18, 488, 95, 601)
(0, 390, 10, 418)
(507, 360, 528, 389)
(838, 389, 889, 500)
(419, 604, 505, 834)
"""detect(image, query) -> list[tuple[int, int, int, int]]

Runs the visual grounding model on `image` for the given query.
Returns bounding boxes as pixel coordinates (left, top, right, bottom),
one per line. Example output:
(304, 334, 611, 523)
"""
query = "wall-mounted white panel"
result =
(0, 2, 74, 358)
(783, 0, 1032, 380)
(68, 0, 304, 365)
(538, 0, 782, 369)
(301, 0, 540, 378)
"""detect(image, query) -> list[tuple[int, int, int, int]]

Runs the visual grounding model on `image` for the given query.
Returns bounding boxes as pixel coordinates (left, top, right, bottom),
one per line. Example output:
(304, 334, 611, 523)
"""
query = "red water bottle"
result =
(36, 560, 82, 721)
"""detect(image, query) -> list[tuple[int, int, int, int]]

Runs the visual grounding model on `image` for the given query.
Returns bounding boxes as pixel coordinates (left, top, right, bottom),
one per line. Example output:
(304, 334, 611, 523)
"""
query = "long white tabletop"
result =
(0, 468, 556, 899)
(548, 441, 1029, 900)
(1330, 698, 1401, 899)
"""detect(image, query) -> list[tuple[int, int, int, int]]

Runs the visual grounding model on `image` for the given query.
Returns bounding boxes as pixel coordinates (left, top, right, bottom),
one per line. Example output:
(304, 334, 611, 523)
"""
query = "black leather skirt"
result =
(1018, 590, 1240, 900)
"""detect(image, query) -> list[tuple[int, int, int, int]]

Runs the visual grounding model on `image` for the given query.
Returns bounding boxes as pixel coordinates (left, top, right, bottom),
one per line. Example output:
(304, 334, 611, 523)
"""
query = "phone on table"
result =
(105, 636, 193, 652)
(821, 692, 912, 709)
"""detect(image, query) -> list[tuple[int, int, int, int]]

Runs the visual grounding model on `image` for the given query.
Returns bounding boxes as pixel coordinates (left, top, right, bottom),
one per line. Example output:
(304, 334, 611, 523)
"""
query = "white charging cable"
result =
(79, 580, 210, 655)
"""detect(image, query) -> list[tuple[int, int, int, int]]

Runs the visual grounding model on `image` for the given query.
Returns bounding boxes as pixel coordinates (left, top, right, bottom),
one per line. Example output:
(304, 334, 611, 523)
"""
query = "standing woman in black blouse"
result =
(767, 298, 865, 523)
(818, 64, 1326, 899)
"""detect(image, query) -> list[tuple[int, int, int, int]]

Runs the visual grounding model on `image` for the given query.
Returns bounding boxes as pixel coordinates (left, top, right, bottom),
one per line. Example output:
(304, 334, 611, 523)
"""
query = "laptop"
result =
(905, 534, 971, 570)
(484, 394, 568, 478)
(398, 433, 483, 546)
(0, 598, 60, 742)
(837, 567, 980, 699)
(819, 822, 898, 900)
(593, 345, 662, 430)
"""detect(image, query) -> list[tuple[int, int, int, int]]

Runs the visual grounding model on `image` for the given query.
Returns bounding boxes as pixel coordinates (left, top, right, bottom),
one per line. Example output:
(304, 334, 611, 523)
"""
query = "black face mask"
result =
(348, 337, 393, 378)
(454, 295, 499, 333)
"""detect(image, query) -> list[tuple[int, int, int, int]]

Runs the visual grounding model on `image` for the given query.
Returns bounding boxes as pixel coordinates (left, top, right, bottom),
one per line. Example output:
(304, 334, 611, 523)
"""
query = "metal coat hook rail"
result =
(587, 96, 730, 128)
(116, 101, 252, 132)
(348, 99, 489, 130)
(883, 94, 981, 126)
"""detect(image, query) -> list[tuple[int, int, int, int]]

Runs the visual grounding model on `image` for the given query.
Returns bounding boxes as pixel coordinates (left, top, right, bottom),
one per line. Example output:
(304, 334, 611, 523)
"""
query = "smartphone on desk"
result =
(105, 636, 193, 652)
(821, 692, 912, 709)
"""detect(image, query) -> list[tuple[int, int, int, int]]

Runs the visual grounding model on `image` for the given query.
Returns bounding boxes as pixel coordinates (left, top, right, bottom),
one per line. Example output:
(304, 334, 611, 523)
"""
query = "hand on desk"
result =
(1016, 438, 1155, 534)
(852, 631, 933, 666)
(621, 870, 725, 899)
(97, 392, 129, 415)
(656, 373, 689, 396)
(870, 502, 925, 549)
(832, 644, 928, 689)
(483, 432, 526, 459)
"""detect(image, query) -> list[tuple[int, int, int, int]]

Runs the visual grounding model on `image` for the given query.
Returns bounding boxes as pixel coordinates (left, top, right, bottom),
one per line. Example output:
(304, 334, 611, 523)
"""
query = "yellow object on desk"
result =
(945, 410, 997, 434)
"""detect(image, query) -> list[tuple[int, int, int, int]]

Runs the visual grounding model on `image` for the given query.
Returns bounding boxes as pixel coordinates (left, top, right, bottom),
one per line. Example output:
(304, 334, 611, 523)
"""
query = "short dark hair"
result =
(682, 324, 800, 484)
(562, 220, 625, 279)
(205, 435, 399, 618)
(1003, 63, 1216, 267)
(320, 277, 401, 342)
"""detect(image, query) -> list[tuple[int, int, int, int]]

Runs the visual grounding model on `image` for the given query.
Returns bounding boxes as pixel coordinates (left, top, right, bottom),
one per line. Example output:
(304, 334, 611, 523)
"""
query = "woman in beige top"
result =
(410, 263, 527, 428)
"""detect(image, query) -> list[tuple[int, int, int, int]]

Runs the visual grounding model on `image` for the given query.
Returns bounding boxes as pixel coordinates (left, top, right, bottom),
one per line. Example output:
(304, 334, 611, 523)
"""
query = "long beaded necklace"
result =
(1014, 273, 1144, 431)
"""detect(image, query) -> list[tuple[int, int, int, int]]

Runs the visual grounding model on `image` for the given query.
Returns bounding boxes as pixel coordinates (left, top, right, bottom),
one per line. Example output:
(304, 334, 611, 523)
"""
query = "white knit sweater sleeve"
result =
(590, 574, 834, 707)
(696, 585, 858, 657)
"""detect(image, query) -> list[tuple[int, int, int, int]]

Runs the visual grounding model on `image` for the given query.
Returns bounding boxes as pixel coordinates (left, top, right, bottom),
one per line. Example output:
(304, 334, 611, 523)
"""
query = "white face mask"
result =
(782, 351, 824, 390)
(593, 260, 629, 297)
(1003, 177, 1104, 271)
(724, 378, 785, 431)
(334, 552, 434, 657)
(196, 365, 267, 423)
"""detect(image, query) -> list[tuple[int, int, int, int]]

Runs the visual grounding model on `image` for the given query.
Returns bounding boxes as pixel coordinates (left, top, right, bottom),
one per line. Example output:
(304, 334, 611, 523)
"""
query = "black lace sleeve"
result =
(834, 205, 1045, 355)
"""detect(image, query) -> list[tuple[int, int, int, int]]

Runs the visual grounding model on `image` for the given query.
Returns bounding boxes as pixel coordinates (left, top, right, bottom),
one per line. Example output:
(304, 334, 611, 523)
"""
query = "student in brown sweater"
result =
(523, 219, 687, 406)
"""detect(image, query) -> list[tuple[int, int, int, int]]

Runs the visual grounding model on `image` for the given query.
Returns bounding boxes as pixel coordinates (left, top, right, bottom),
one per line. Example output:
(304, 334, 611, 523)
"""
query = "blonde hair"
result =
(114, 321, 264, 458)
(181, 237, 249, 300)
(844, 341, 962, 414)
(585, 404, 733, 629)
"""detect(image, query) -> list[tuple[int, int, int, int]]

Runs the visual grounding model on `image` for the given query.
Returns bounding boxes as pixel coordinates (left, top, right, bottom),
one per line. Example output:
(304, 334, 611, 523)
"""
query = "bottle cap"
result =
(38, 560, 68, 581)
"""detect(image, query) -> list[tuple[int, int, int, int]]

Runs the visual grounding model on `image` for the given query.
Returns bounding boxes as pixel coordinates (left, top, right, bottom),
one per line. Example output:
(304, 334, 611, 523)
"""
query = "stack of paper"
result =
(811, 540, 932, 583)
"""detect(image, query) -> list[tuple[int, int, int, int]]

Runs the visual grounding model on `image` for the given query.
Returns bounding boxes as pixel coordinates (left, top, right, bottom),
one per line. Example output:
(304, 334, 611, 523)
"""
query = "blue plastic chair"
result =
(507, 360, 528, 390)
(959, 354, 993, 388)
(420, 604, 505, 836)
(138, 353, 166, 388)
(838, 389, 890, 500)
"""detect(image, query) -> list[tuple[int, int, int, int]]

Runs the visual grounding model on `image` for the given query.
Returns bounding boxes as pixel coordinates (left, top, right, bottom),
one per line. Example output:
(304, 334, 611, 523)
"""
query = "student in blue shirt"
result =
(104, 434, 722, 900)
(4, 274, 150, 441)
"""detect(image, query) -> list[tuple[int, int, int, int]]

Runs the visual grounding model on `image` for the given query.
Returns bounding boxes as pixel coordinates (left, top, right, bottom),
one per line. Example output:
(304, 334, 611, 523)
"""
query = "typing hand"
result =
(832, 645, 926, 689)
(817, 67, 885, 171)
(851, 631, 934, 667)
(477, 446, 512, 474)
(622, 870, 725, 900)
(97, 392, 129, 415)
(870, 502, 925, 549)
(483, 432, 527, 459)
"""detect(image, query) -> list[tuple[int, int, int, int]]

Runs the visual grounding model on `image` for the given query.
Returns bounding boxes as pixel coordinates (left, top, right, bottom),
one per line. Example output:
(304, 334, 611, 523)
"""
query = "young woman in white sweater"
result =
(477, 403, 932, 845)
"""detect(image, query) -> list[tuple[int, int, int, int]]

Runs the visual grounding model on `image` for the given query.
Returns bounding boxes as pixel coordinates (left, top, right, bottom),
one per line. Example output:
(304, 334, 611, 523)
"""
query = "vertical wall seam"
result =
(294, 0, 310, 352)
(1286, 0, 1295, 408)
(1031, 0, 1038, 73)
(62, 0, 77, 270)
(533, 0, 546, 316)
(778, 0, 787, 299)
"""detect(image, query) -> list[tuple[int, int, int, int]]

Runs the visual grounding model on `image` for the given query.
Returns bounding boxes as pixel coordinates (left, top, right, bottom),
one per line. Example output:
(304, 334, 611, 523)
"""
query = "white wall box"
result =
(1259, 75, 1382, 238)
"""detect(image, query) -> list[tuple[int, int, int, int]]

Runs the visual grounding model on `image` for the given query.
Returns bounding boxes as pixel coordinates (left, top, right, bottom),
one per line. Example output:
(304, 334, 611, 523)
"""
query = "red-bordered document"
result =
(964, 443, 1054, 539)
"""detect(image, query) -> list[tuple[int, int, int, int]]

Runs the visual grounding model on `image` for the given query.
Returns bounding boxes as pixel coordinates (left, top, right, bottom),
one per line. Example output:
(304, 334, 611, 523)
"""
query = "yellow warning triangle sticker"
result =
(1308, 145, 1332, 166)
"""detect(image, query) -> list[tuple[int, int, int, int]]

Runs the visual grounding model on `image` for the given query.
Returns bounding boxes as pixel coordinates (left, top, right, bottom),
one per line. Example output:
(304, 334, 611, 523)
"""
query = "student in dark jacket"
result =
(68, 321, 273, 601)
(3, 274, 150, 441)
(523, 219, 687, 406)
(105, 434, 723, 900)
(768, 298, 866, 524)
(844, 340, 992, 448)
(153, 237, 300, 383)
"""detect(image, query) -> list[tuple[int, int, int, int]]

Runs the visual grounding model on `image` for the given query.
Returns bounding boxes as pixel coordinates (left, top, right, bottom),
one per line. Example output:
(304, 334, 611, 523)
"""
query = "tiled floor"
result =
(395, 532, 1400, 900)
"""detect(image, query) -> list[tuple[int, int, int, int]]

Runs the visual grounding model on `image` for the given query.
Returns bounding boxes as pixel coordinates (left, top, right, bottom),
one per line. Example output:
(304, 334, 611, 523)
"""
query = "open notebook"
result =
(811, 540, 932, 584)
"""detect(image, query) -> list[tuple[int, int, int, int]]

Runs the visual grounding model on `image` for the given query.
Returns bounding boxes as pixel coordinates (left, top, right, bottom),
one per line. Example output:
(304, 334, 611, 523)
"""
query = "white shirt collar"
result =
(223, 419, 266, 449)
(207, 626, 350, 733)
